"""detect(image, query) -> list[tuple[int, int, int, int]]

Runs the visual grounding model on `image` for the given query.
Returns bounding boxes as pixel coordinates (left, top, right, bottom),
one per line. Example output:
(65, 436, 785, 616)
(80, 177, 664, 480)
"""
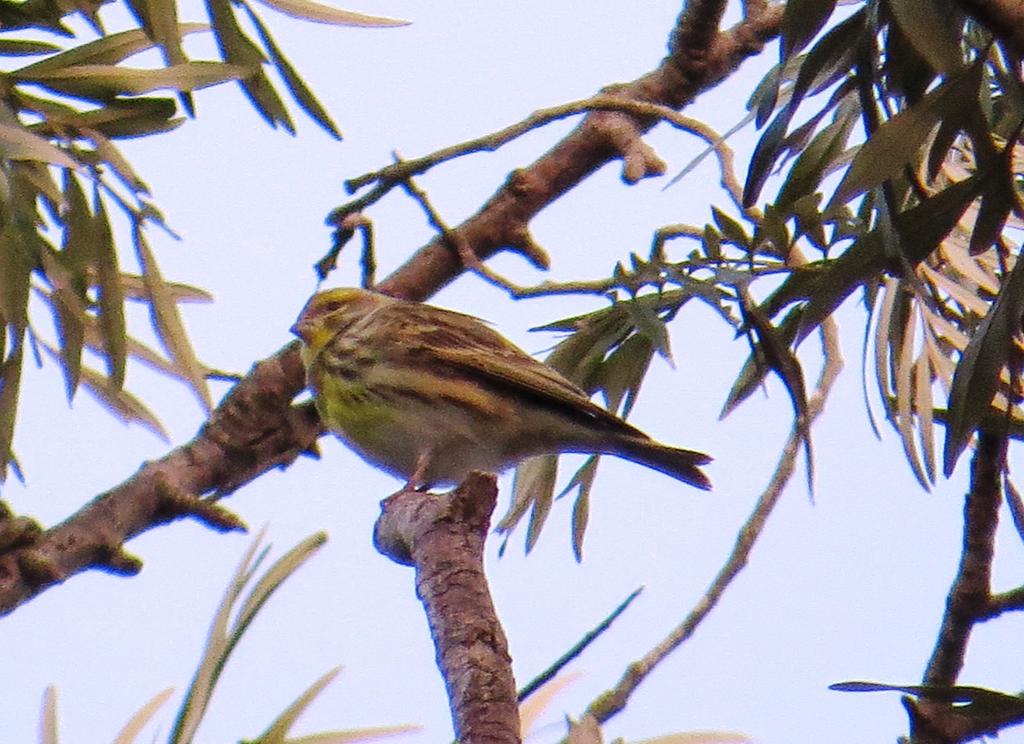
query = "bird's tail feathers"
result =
(610, 438, 712, 490)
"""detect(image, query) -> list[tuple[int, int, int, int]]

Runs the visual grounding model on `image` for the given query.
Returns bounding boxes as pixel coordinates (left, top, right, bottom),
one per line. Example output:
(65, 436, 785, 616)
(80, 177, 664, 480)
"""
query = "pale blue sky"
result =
(5, 2, 1023, 743)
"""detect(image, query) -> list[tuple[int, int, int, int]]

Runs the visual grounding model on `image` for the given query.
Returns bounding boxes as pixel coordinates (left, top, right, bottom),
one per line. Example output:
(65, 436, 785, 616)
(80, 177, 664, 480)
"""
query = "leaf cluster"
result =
(0, 0, 405, 480)
(742, 0, 1024, 485)
(499, 0, 1024, 549)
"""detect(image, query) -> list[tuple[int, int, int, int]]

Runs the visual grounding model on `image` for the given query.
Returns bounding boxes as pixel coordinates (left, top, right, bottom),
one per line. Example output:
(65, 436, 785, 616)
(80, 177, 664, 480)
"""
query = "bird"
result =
(291, 287, 711, 491)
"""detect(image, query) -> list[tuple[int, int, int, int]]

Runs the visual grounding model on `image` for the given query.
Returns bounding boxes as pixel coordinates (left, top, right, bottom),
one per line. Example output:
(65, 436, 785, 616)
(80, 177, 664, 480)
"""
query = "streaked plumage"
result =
(291, 287, 711, 490)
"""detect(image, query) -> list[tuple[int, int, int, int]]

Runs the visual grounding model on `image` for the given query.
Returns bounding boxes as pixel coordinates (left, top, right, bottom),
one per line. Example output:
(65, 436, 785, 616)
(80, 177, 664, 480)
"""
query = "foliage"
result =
(0, 0, 405, 481)
(491, 1, 1024, 552)
(35, 530, 420, 744)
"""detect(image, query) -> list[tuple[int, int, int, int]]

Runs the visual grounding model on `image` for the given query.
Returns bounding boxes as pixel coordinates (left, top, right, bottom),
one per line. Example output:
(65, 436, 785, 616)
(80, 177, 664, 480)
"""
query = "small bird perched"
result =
(291, 287, 711, 491)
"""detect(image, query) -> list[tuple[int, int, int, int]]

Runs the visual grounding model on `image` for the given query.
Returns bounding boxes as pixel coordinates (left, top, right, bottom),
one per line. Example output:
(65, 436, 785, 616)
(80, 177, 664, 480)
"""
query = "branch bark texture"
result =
(0, 3, 783, 614)
(909, 431, 1006, 744)
(374, 473, 519, 744)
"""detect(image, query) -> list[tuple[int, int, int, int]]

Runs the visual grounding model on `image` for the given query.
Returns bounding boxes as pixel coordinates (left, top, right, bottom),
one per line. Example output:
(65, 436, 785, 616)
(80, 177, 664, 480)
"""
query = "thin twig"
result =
(517, 587, 644, 703)
(579, 314, 842, 726)
(332, 96, 754, 223)
(0, 3, 785, 616)
(981, 585, 1024, 619)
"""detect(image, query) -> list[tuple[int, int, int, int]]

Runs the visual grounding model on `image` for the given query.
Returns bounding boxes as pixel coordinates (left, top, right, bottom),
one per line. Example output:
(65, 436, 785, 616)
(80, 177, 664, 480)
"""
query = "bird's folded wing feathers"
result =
(427, 345, 650, 438)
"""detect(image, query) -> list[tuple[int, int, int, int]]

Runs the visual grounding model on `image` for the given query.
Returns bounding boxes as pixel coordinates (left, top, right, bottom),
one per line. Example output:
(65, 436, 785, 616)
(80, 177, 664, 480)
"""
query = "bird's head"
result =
(291, 287, 384, 353)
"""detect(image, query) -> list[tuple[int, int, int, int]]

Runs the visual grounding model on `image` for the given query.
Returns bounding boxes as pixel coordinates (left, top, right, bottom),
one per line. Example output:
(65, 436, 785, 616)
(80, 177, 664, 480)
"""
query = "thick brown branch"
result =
(374, 473, 518, 744)
(376, 4, 783, 301)
(909, 430, 1005, 743)
(0, 344, 320, 615)
(0, 3, 784, 615)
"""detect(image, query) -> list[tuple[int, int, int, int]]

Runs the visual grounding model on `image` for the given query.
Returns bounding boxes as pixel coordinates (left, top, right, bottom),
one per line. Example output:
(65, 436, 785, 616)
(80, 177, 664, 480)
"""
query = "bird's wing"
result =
(428, 338, 649, 439)
(369, 299, 649, 437)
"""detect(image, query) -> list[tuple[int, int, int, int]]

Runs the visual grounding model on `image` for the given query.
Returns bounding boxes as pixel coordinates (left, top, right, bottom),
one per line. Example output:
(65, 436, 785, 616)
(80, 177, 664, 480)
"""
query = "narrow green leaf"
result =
(702, 225, 721, 259)
(969, 184, 1013, 256)
(873, 278, 899, 426)
(886, 0, 962, 75)
(61, 170, 94, 287)
(94, 196, 127, 387)
(0, 225, 35, 329)
(119, 273, 213, 304)
(252, 666, 341, 743)
(543, 310, 632, 392)
(622, 297, 672, 363)
(15, 24, 209, 75)
(171, 530, 270, 744)
(915, 346, 937, 483)
(0, 39, 61, 56)
(18, 62, 248, 98)
(40, 251, 86, 399)
(0, 122, 78, 169)
(281, 725, 422, 743)
(86, 129, 150, 193)
(235, 532, 327, 634)
(598, 333, 654, 417)
(943, 251, 1024, 475)
(0, 340, 24, 482)
(134, 228, 212, 409)
(781, 0, 836, 61)
(894, 303, 929, 489)
(776, 96, 856, 207)
(142, 0, 195, 114)
(251, 0, 408, 26)
(238, 0, 341, 138)
(791, 10, 865, 106)
(798, 173, 981, 342)
(750, 60, 784, 128)
(567, 456, 599, 562)
(176, 532, 327, 744)
(926, 116, 962, 180)
(739, 288, 813, 490)
(968, 133, 1020, 255)
(720, 306, 802, 418)
(42, 97, 178, 141)
(743, 105, 794, 207)
(112, 688, 175, 744)
(829, 63, 982, 208)
(207, 0, 294, 131)
(522, 455, 559, 553)
(711, 207, 749, 249)
(68, 350, 169, 438)
(142, 0, 187, 67)
(496, 455, 558, 550)
(12, 163, 60, 217)
(831, 681, 1024, 714)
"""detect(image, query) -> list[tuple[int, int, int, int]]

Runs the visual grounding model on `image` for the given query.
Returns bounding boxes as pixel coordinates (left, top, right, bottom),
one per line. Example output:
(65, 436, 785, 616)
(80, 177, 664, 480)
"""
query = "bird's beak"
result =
(290, 321, 306, 340)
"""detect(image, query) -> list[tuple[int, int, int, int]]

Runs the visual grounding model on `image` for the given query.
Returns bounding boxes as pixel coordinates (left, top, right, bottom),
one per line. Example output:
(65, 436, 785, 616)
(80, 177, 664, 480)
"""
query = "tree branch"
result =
(374, 473, 519, 744)
(580, 315, 843, 727)
(0, 3, 783, 615)
(374, 3, 783, 302)
(907, 430, 1006, 744)
(0, 345, 319, 614)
